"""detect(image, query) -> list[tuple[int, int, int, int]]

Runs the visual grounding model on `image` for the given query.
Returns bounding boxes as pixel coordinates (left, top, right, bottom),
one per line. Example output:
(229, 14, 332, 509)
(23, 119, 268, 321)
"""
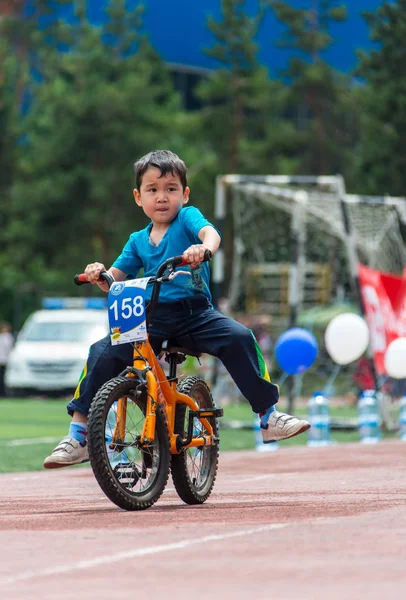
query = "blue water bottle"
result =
(399, 395, 406, 441)
(307, 392, 331, 446)
(253, 417, 279, 452)
(358, 389, 381, 444)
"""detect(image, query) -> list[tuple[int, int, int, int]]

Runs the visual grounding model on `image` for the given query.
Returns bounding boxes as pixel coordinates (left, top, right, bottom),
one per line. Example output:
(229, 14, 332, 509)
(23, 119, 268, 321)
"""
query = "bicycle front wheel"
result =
(171, 376, 219, 505)
(88, 376, 170, 511)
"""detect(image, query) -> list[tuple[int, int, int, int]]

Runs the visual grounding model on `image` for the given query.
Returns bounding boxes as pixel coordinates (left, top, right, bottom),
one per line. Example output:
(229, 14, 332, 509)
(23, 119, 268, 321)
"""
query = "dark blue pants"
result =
(67, 296, 279, 417)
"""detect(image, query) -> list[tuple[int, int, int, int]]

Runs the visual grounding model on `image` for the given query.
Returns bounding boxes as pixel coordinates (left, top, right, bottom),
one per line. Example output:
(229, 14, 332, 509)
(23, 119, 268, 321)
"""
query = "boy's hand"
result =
(84, 262, 107, 288)
(183, 245, 211, 269)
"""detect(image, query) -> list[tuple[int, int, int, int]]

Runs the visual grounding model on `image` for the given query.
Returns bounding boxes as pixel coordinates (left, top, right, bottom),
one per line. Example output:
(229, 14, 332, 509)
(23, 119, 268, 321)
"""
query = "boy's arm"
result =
(198, 225, 221, 253)
(183, 225, 221, 269)
(84, 263, 127, 293)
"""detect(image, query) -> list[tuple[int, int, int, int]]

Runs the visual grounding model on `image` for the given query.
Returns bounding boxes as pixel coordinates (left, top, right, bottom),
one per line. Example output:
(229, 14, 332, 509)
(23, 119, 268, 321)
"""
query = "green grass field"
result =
(0, 397, 396, 473)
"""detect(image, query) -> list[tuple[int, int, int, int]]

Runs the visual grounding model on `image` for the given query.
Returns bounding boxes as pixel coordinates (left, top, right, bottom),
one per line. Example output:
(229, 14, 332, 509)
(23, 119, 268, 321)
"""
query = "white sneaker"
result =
(261, 411, 310, 443)
(43, 436, 89, 469)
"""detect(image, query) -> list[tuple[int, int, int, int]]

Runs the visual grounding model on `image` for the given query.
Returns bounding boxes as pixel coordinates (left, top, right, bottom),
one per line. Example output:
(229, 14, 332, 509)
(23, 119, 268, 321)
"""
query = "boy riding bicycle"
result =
(44, 150, 310, 468)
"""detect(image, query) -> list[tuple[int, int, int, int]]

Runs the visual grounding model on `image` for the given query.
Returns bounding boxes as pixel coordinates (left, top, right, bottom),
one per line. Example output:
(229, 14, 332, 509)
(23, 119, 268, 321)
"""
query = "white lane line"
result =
(233, 474, 278, 483)
(11, 475, 42, 481)
(232, 472, 301, 484)
(0, 437, 60, 447)
(0, 523, 286, 586)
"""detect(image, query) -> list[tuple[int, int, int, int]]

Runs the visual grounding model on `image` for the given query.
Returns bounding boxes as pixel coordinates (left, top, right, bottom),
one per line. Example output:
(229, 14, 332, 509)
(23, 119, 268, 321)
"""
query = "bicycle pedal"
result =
(113, 463, 141, 487)
(190, 407, 224, 419)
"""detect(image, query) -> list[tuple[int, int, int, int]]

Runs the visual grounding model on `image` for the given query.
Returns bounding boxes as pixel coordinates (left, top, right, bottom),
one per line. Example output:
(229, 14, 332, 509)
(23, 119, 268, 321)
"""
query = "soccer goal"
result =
(212, 173, 406, 418)
(213, 174, 406, 328)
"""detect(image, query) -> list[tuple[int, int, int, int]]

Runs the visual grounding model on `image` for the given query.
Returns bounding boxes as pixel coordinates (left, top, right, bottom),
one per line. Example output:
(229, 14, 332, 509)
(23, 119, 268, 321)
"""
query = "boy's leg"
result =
(66, 336, 133, 416)
(174, 308, 310, 443)
(44, 335, 133, 468)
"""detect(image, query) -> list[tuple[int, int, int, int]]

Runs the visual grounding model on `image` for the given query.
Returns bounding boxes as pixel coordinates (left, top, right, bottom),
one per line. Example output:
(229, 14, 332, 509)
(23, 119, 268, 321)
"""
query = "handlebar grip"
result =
(73, 271, 115, 288)
(74, 274, 89, 286)
(173, 249, 213, 268)
(172, 256, 187, 268)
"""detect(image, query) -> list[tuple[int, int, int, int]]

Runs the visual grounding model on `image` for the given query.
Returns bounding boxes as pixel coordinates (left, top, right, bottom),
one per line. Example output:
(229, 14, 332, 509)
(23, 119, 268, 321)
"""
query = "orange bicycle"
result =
(74, 253, 223, 511)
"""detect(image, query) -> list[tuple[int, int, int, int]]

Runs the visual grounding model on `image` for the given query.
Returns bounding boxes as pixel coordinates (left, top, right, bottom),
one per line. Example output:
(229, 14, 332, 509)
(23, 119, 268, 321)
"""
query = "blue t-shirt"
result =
(112, 206, 218, 303)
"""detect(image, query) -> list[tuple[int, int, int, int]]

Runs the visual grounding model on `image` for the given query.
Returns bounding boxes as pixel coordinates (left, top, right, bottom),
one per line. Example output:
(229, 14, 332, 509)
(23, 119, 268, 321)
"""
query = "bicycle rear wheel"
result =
(171, 376, 219, 504)
(88, 376, 170, 511)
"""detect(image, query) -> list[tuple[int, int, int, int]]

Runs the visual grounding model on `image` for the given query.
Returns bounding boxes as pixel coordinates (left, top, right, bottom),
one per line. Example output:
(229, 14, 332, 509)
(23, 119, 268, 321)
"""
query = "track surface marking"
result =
(1, 441, 405, 599)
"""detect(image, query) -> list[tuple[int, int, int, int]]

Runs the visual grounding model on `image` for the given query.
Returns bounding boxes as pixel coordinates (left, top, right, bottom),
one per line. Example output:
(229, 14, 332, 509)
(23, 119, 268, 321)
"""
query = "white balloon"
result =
(325, 313, 370, 365)
(384, 338, 406, 379)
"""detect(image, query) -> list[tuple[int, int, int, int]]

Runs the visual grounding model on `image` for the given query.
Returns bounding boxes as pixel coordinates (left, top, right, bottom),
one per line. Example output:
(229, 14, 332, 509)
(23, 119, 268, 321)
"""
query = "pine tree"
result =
(268, 0, 358, 176)
(197, 0, 292, 175)
(0, 1, 29, 323)
(4, 0, 189, 321)
(355, 0, 406, 196)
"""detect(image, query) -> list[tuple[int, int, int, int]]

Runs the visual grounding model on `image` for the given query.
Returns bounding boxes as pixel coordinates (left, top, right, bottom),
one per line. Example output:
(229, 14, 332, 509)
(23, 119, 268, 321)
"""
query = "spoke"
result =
(185, 417, 207, 487)
(103, 394, 160, 495)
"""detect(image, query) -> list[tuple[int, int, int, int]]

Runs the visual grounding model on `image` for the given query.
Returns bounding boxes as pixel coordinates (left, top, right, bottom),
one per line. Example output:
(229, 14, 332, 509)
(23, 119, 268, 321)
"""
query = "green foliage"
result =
(197, 0, 296, 176)
(271, 0, 347, 56)
(0, 0, 403, 329)
(0, 11, 27, 324)
(197, 0, 264, 173)
(204, 0, 265, 74)
(354, 1, 406, 196)
(3, 0, 197, 327)
(268, 0, 359, 177)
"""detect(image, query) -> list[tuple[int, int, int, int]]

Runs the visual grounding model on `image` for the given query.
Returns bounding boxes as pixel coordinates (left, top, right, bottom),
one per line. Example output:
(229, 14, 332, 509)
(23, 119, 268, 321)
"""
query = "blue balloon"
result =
(275, 328, 318, 375)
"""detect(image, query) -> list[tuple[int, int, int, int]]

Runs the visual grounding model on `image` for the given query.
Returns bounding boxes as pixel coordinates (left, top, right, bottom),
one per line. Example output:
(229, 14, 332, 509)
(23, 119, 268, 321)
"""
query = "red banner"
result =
(358, 264, 406, 375)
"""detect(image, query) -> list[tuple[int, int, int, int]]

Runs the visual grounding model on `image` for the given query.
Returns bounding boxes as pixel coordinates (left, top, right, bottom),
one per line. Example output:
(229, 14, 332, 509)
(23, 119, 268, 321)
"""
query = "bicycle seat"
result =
(161, 340, 202, 358)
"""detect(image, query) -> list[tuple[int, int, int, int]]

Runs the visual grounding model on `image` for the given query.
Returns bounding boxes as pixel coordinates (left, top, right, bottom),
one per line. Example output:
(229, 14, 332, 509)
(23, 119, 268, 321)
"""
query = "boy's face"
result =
(133, 167, 189, 226)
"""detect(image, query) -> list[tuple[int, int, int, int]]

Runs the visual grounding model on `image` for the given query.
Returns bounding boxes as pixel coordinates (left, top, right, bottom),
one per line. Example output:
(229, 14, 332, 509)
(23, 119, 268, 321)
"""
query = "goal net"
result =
(212, 174, 406, 409)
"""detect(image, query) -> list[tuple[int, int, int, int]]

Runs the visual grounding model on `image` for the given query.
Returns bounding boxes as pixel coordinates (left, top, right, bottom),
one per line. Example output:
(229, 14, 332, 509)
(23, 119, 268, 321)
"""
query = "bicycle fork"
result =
(140, 370, 159, 445)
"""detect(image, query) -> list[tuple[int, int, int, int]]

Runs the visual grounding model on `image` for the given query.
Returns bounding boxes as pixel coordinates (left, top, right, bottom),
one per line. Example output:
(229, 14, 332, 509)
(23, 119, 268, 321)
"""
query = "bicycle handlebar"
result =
(73, 250, 212, 322)
(154, 249, 212, 279)
(148, 250, 212, 317)
(73, 271, 116, 288)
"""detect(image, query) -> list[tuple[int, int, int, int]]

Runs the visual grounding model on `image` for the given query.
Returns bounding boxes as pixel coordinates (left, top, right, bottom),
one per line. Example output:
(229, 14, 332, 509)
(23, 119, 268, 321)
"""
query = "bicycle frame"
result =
(75, 251, 217, 456)
(113, 336, 216, 455)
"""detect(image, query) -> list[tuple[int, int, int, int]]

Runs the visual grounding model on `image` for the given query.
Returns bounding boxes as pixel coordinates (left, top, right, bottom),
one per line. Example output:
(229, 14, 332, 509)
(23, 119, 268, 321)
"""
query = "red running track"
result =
(1, 440, 406, 599)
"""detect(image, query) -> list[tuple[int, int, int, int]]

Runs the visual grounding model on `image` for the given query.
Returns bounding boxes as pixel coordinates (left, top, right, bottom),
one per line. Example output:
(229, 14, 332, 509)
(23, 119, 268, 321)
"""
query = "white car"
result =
(5, 306, 109, 396)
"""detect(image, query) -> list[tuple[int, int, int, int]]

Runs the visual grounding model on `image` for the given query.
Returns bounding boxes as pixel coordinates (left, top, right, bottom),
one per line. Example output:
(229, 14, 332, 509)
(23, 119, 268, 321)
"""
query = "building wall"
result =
(16, 0, 384, 109)
(85, 0, 384, 75)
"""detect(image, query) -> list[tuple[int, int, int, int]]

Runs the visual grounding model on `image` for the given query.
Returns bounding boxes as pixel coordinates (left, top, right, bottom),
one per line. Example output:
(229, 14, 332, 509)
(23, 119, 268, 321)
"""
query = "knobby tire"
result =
(88, 376, 170, 511)
(171, 376, 219, 505)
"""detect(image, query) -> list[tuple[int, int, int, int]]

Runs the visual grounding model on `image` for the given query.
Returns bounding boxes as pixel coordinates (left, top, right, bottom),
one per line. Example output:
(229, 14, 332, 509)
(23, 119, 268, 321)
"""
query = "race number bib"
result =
(108, 277, 150, 345)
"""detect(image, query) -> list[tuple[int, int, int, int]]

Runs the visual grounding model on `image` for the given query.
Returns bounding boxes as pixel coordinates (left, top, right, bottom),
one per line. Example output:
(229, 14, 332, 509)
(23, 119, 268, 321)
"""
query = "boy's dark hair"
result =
(134, 150, 188, 191)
